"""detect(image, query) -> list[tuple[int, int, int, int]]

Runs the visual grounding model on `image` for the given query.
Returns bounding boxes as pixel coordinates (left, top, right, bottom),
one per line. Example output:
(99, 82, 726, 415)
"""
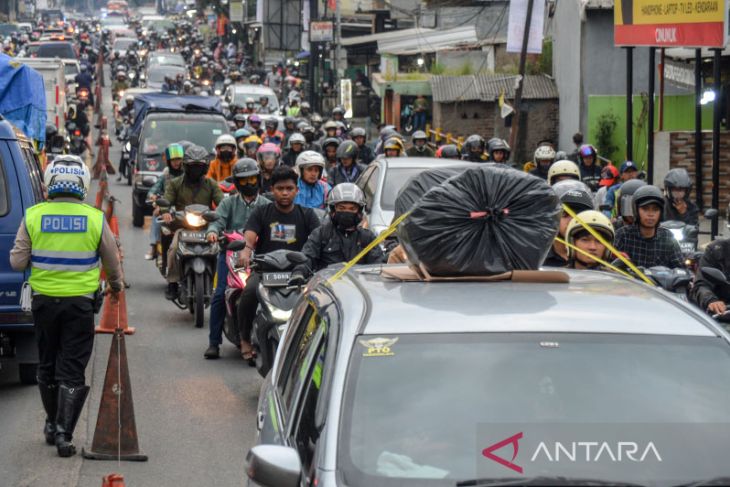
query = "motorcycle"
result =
(117, 128, 133, 185)
(218, 177, 237, 199)
(661, 220, 699, 255)
(697, 267, 730, 330)
(221, 234, 251, 348)
(400, 103, 414, 134)
(156, 199, 220, 328)
(67, 123, 87, 157)
(612, 259, 692, 299)
(76, 86, 91, 111)
(248, 249, 308, 378)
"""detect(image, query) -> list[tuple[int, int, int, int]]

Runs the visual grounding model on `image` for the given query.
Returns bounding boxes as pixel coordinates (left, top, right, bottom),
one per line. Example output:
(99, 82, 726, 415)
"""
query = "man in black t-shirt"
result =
(236, 166, 320, 360)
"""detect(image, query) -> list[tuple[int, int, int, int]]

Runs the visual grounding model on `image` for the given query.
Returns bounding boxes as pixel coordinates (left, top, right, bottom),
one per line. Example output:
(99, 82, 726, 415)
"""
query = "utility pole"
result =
(508, 0, 534, 161)
(334, 0, 342, 81)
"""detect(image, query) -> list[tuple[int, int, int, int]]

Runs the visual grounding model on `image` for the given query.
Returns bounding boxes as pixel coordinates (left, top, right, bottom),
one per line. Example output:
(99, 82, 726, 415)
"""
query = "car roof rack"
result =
(381, 264, 570, 284)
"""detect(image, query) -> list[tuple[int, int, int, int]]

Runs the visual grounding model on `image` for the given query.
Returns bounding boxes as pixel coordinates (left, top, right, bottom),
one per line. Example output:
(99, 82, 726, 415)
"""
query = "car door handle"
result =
(257, 411, 265, 431)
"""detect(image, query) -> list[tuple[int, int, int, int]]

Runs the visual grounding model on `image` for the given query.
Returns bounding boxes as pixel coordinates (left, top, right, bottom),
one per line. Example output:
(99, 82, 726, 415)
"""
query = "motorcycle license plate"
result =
(180, 231, 206, 243)
(680, 242, 695, 253)
(262, 272, 292, 287)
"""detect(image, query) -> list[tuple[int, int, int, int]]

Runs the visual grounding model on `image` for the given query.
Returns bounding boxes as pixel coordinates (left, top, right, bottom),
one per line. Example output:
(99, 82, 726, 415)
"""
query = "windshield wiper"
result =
(456, 476, 646, 486)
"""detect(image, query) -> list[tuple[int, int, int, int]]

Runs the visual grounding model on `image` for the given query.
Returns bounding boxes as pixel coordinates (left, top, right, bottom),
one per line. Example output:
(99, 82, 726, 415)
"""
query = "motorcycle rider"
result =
(111, 70, 128, 101)
(74, 64, 95, 108)
(543, 181, 595, 267)
(613, 178, 646, 226)
(263, 119, 285, 146)
(9, 156, 123, 458)
(257, 143, 281, 193)
(332, 106, 349, 132)
(162, 145, 225, 300)
(236, 166, 321, 360)
(203, 158, 270, 359)
(383, 137, 406, 158)
(299, 101, 313, 121)
(296, 183, 384, 277)
(243, 97, 256, 114)
(294, 151, 330, 209)
(320, 120, 339, 144)
(145, 143, 185, 261)
(406, 131, 434, 157)
(350, 127, 374, 165)
(436, 144, 461, 159)
(604, 160, 640, 218)
(565, 210, 615, 270)
(322, 137, 341, 171)
(487, 138, 510, 163)
(300, 125, 322, 153)
(258, 96, 274, 114)
(282, 117, 297, 147)
(243, 134, 262, 159)
(232, 113, 247, 130)
(207, 134, 238, 181)
(614, 185, 684, 269)
(593, 164, 620, 211)
(118, 94, 135, 122)
(234, 128, 251, 158)
(461, 135, 487, 162)
(331, 140, 367, 186)
(663, 168, 699, 225)
(578, 144, 602, 191)
(529, 145, 556, 180)
(247, 114, 264, 138)
(282, 132, 306, 167)
(690, 239, 730, 315)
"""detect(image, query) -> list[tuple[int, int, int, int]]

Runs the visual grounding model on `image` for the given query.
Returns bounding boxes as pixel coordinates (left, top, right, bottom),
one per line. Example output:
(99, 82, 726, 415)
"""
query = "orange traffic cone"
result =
(82, 328, 147, 462)
(102, 473, 125, 486)
(96, 291, 136, 335)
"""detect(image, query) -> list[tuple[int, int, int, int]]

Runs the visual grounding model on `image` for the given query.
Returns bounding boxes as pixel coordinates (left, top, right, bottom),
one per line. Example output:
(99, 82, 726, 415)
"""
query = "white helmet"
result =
(245, 97, 255, 105)
(288, 132, 306, 147)
(534, 145, 556, 162)
(295, 150, 326, 174)
(547, 159, 581, 186)
(215, 134, 236, 149)
(44, 156, 90, 200)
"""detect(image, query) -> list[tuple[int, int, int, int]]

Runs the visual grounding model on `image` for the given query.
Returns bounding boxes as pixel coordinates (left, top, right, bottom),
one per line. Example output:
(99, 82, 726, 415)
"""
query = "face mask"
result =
(219, 150, 234, 162)
(333, 211, 361, 230)
(185, 164, 207, 182)
(671, 189, 686, 200)
(239, 183, 258, 197)
(169, 166, 183, 177)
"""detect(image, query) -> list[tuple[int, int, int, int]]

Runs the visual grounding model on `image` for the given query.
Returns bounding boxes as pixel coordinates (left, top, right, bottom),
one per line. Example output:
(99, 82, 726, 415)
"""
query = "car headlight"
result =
(266, 302, 292, 322)
(670, 228, 684, 241)
(214, 89, 221, 96)
(185, 213, 204, 227)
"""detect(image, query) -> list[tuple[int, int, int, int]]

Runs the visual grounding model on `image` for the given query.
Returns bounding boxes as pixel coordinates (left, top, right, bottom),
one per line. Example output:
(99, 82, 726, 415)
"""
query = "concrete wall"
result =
(431, 4, 509, 40)
(666, 131, 730, 212)
(553, 0, 583, 153)
(436, 48, 495, 74)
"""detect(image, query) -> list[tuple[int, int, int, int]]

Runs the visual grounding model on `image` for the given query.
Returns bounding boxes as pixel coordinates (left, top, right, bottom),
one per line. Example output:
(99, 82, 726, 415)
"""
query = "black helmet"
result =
(265, 119, 277, 128)
(350, 127, 366, 139)
(632, 185, 665, 219)
(45, 123, 58, 137)
(336, 140, 358, 161)
(183, 144, 210, 165)
(233, 113, 247, 123)
(618, 179, 647, 218)
(232, 157, 260, 178)
(322, 137, 340, 149)
(284, 116, 296, 128)
(558, 188, 594, 214)
(439, 144, 460, 159)
(464, 134, 486, 153)
(664, 168, 692, 194)
(488, 138, 511, 160)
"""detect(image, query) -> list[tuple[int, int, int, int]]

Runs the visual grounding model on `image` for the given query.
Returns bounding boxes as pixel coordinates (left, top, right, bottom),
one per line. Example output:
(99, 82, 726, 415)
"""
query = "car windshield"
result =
(101, 16, 125, 26)
(339, 333, 730, 486)
(233, 90, 278, 110)
(113, 39, 135, 50)
(0, 24, 18, 36)
(140, 117, 227, 160)
(380, 167, 428, 211)
(147, 68, 182, 83)
(149, 55, 185, 67)
(36, 43, 75, 59)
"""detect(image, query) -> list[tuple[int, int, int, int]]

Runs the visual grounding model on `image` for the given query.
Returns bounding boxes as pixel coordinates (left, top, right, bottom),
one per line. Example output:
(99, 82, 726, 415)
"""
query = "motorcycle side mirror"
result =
(227, 240, 246, 251)
(705, 208, 719, 219)
(286, 251, 308, 265)
(202, 211, 219, 222)
(701, 267, 729, 286)
(129, 133, 139, 146)
(156, 198, 171, 208)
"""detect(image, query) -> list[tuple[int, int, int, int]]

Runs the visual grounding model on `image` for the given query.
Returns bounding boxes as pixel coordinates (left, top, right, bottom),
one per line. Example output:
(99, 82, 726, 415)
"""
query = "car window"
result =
(278, 304, 327, 416)
(380, 167, 426, 211)
(292, 338, 326, 473)
(0, 152, 8, 216)
(21, 147, 44, 202)
(362, 166, 380, 208)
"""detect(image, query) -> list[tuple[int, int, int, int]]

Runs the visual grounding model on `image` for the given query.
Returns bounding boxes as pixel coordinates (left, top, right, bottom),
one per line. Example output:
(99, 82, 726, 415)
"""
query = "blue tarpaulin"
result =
(0, 54, 47, 146)
(131, 92, 223, 139)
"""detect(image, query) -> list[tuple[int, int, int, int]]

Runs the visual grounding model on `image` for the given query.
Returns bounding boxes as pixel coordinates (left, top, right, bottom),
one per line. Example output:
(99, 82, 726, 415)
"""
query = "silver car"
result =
(247, 265, 730, 486)
(356, 157, 476, 235)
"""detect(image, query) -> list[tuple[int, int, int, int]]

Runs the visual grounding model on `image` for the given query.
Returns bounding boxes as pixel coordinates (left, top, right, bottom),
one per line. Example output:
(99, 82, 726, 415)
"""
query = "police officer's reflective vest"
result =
(25, 201, 104, 297)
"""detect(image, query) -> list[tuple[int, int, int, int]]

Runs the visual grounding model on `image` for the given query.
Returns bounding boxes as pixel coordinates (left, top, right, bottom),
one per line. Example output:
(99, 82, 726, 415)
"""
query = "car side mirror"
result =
(245, 445, 302, 487)
(705, 208, 719, 219)
(203, 211, 219, 222)
(227, 240, 246, 251)
(702, 267, 729, 286)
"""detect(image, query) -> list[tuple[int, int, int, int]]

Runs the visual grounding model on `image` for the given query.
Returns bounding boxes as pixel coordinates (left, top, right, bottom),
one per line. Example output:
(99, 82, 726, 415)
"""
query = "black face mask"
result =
(332, 211, 361, 230)
(219, 150, 234, 162)
(238, 183, 258, 197)
(185, 164, 207, 182)
(169, 166, 184, 177)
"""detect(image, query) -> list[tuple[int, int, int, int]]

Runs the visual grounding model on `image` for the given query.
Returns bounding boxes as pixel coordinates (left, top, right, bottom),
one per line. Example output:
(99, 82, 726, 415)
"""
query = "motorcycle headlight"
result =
(125, 142, 131, 151)
(266, 302, 292, 322)
(185, 213, 205, 227)
(670, 228, 684, 241)
(214, 89, 221, 96)
(129, 71, 136, 79)
(118, 90, 125, 99)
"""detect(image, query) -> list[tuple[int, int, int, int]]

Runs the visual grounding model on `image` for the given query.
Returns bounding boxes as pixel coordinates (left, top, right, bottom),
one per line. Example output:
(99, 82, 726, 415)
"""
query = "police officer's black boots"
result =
(38, 381, 58, 445)
(54, 384, 90, 457)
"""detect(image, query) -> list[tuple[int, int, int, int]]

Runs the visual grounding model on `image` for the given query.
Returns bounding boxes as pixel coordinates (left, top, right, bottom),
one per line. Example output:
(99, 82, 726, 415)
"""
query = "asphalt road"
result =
(0, 74, 262, 486)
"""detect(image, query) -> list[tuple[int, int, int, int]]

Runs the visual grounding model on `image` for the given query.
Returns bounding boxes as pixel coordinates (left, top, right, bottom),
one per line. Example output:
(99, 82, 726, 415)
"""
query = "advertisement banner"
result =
(506, 0, 546, 54)
(229, 1, 244, 22)
(310, 21, 334, 42)
(615, 0, 728, 47)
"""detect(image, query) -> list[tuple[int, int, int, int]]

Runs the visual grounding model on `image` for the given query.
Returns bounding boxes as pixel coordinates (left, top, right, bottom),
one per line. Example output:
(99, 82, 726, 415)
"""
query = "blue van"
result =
(0, 116, 45, 384)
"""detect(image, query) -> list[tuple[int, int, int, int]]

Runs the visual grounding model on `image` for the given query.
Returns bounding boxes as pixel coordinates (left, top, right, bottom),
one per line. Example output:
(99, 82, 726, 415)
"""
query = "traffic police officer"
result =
(10, 156, 124, 458)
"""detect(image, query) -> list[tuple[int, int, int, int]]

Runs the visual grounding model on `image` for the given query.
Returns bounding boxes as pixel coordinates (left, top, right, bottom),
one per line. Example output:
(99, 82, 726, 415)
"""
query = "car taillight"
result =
(74, 130, 81, 136)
